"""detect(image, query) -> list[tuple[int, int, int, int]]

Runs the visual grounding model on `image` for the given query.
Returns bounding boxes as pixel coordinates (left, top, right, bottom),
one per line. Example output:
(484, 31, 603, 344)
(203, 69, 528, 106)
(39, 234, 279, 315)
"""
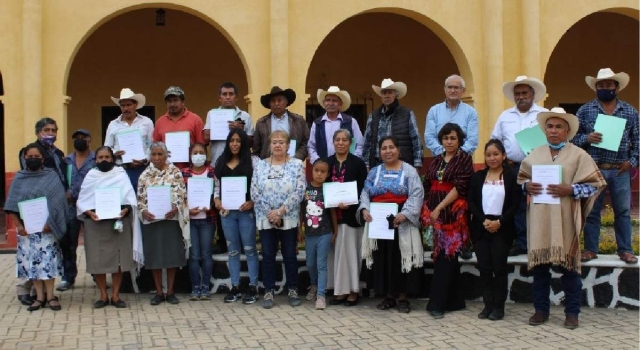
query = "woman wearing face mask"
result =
(180, 142, 216, 301)
(5, 143, 68, 311)
(76, 146, 141, 308)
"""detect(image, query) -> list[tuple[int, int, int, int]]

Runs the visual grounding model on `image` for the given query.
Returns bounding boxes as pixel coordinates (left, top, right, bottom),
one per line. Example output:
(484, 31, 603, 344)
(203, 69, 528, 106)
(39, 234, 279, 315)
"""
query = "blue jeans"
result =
(532, 264, 582, 316)
(305, 234, 332, 298)
(188, 219, 215, 290)
(583, 169, 632, 254)
(259, 227, 298, 291)
(221, 210, 258, 287)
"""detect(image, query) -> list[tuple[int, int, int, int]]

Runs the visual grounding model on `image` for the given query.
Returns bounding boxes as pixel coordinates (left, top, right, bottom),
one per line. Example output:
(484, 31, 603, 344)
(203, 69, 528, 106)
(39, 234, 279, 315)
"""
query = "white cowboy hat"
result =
(317, 86, 351, 112)
(502, 76, 547, 103)
(110, 88, 146, 109)
(585, 68, 630, 91)
(372, 78, 407, 99)
(536, 107, 579, 140)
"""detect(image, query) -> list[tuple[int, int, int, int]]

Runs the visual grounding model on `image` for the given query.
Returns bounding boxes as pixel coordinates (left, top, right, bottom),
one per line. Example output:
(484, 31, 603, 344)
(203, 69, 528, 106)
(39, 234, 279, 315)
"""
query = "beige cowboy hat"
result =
(585, 68, 630, 91)
(111, 88, 146, 109)
(372, 78, 407, 99)
(536, 107, 579, 140)
(317, 86, 351, 112)
(502, 76, 546, 103)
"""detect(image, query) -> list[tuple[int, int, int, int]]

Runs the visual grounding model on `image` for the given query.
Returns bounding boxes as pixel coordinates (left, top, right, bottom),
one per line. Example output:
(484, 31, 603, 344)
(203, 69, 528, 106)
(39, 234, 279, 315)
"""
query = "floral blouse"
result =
(137, 162, 188, 225)
(250, 158, 306, 230)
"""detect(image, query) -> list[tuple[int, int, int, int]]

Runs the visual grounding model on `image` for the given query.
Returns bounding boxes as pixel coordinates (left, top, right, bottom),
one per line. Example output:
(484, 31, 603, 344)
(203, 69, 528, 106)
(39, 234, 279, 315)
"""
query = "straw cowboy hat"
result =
(536, 107, 579, 140)
(317, 86, 351, 112)
(372, 78, 407, 99)
(110, 88, 146, 109)
(260, 86, 297, 109)
(502, 76, 547, 103)
(585, 68, 630, 91)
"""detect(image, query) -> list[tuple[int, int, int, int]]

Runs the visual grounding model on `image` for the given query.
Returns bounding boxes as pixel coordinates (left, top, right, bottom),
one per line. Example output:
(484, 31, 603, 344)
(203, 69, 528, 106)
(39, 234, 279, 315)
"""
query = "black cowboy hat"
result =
(260, 86, 296, 109)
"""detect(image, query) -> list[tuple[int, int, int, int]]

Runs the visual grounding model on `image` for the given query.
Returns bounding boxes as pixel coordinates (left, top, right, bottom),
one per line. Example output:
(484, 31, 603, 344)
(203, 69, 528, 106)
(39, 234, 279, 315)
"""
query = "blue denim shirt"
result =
(424, 101, 479, 155)
(65, 151, 96, 200)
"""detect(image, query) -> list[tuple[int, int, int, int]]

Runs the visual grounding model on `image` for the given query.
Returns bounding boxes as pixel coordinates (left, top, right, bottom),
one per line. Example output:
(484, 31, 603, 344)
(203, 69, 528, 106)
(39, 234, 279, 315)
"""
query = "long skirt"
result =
(84, 216, 135, 274)
(142, 220, 186, 269)
(16, 232, 63, 280)
(333, 224, 363, 295)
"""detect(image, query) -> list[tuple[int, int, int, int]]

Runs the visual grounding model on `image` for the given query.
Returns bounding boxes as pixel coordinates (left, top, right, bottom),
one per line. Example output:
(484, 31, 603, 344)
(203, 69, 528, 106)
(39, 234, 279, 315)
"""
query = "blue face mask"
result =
(40, 133, 57, 146)
(548, 141, 566, 150)
(596, 89, 616, 102)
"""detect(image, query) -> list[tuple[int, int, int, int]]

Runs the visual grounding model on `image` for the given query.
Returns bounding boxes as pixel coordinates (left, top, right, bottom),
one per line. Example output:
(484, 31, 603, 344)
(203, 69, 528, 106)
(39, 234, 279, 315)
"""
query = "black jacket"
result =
(326, 153, 368, 228)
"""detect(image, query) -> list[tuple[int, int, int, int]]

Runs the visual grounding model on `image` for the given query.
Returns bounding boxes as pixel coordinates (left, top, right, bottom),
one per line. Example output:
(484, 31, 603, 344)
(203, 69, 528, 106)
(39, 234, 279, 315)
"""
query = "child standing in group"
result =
(300, 158, 337, 310)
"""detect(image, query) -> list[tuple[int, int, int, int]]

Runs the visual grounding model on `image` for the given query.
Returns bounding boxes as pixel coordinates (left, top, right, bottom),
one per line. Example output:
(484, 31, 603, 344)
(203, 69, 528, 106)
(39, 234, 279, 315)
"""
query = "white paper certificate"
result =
(95, 187, 122, 219)
(188, 178, 213, 209)
(208, 109, 235, 140)
(18, 197, 48, 234)
(146, 186, 172, 219)
(532, 165, 562, 205)
(116, 130, 146, 163)
(367, 203, 398, 240)
(287, 140, 297, 157)
(165, 131, 190, 163)
(221, 176, 247, 210)
(323, 181, 358, 208)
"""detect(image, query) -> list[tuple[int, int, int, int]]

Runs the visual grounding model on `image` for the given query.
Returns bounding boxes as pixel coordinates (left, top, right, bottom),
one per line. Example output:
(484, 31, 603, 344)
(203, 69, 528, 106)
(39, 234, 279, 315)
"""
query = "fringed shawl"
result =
(518, 143, 606, 272)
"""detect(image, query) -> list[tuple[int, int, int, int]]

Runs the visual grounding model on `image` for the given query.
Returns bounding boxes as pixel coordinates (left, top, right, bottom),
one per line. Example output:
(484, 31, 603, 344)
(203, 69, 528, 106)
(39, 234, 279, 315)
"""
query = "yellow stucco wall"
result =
(1, 0, 638, 173)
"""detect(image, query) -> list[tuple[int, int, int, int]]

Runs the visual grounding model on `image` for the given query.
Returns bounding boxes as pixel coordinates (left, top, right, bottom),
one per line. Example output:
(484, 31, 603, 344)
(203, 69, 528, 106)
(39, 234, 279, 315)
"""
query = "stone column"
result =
(22, 0, 42, 142)
(521, 0, 547, 104)
(270, 0, 289, 88)
(482, 0, 505, 135)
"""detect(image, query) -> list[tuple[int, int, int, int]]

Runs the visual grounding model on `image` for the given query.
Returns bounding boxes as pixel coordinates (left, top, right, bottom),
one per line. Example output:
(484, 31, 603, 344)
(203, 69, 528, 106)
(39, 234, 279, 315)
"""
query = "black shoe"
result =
(27, 300, 45, 312)
(329, 297, 347, 306)
(224, 286, 242, 303)
(165, 294, 180, 304)
(344, 296, 360, 307)
(111, 298, 127, 308)
(18, 294, 34, 306)
(488, 309, 504, 321)
(242, 286, 259, 304)
(93, 299, 109, 309)
(478, 306, 492, 319)
(429, 310, 445, 319)
(508, 246, 527, 256)
(460, 250, 473, 260)
(150, 294, 165, 305)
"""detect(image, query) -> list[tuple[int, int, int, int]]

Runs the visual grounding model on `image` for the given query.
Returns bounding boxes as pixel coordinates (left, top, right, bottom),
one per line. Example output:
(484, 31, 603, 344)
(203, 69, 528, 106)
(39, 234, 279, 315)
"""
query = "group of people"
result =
(6, 67, 637, 330)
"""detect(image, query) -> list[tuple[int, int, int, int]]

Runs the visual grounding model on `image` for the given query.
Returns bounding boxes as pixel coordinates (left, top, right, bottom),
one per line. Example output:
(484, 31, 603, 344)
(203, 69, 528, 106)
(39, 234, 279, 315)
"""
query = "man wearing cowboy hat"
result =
(104, 88, 154, 190)
(491, 76, 549, 256)
(307, 86, 363, 163)
(518, 107, 605, 330)
(573, 68, 639, 264)
(362, 78, 423, 168)
(253, 86, 310, 160)
(424, 74, 478, 156)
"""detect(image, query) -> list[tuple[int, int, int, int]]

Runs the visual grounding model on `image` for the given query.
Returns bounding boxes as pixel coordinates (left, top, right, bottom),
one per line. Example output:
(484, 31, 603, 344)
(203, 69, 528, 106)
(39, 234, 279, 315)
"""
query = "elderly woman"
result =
(137, 142, 189, 306)
(422, 122, 474, 319)
(357, 136, 424, 313)
(76, 146, 141, 308)
(5, 143, 68, 311)
(251, 130, 306, 309)
(326, 129, 368, 306)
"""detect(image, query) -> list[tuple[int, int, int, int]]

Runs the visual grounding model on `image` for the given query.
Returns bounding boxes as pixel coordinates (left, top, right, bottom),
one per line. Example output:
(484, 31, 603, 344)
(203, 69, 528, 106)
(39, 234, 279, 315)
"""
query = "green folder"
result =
(592, 114, 627, 152)
(515, 126, 547, 156)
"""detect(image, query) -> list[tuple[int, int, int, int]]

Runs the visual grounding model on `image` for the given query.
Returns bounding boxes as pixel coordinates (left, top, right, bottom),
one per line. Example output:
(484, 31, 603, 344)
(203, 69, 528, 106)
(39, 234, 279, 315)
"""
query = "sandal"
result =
(376, 297, 397, 310)
(619, 252, 638, 264)
(397, 299, 411, 313)
(47, 296, 62, 311)
(580, 251, 598, 262)
(27, 300, 45, 312)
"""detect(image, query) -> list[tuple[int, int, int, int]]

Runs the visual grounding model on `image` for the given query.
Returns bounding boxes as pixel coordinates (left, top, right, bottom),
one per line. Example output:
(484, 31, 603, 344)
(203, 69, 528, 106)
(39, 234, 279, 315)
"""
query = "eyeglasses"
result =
(446, 85, 463, 91)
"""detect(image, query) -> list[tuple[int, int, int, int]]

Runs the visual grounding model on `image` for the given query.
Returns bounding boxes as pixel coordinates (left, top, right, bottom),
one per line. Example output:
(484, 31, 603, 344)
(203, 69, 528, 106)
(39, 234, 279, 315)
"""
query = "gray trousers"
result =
(16, 278, 35, 296)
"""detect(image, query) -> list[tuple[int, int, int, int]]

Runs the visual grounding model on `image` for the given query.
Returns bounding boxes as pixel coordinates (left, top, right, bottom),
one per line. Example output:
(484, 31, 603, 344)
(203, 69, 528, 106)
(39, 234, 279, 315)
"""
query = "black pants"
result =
(60, 205, 81, 283)
(473, 230, 509, 310)
(427, 256, 465, 312)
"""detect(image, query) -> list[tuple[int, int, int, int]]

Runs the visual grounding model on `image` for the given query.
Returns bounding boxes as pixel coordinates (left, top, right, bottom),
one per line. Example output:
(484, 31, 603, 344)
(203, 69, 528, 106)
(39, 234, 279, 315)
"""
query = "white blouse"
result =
(482, 180, 505, 216)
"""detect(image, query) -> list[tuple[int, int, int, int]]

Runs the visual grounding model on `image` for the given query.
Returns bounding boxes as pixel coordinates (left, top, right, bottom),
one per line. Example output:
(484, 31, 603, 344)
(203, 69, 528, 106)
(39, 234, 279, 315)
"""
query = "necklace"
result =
(436, 160, 447, 182)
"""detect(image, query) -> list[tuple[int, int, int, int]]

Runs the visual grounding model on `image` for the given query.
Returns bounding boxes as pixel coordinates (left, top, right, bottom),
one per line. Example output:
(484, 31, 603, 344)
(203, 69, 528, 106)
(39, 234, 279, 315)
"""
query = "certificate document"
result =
(146, 186, 172, 219)
(323, 181, 358, 208)
(221, 176, 247, 210)
(95, 187, 122, 219)
(208, 109, 235, 140)
(116, 130, 146, 163)
(287, 140, 297, 157)
(367, 203, 398, 240)
(532, 165, 562, 205)
(165, 131, 190, 163)
(18, 197, 49, 234)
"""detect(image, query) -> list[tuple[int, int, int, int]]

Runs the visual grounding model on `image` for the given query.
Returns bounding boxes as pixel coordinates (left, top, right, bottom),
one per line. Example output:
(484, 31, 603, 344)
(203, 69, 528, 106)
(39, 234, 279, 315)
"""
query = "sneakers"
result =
(224, 286, 242, 303)
(262, 291, 274, 309)
(242, 286, 259, 304)
(56, 281, 74, 292)
(315, 296, 326, 310)
(200, 287, 211, 301)
(189, 287, 200, 301)
(288, 289, 301, 307)
(306, 286, 317, 301)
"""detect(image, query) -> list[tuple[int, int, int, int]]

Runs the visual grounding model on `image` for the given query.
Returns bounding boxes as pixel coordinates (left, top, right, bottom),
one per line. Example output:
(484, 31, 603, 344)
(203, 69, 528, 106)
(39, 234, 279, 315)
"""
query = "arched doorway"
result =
(544, 11, 639, 112)
(66, 7, 249, 150)
(305, 12, 462, 154)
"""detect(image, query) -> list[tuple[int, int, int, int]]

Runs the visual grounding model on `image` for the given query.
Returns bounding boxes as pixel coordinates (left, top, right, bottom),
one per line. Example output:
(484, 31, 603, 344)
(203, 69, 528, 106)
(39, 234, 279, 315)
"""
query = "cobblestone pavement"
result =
(0, 248, 638, 350)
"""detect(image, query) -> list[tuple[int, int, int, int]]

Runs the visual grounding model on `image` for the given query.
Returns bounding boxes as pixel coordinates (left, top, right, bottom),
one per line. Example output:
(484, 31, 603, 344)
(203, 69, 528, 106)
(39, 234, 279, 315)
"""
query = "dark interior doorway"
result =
(101, 106, 156, 144)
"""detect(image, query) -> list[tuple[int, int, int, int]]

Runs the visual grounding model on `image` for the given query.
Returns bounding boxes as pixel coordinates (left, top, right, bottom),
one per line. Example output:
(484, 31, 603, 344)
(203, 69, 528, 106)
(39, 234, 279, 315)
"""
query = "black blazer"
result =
(467, 166, 521, 243)
(326, 153, 368, 228)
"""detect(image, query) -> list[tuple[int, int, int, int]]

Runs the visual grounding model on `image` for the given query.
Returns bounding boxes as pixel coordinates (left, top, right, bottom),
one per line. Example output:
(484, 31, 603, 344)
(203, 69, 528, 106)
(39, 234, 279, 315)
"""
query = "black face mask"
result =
(96, 160, 115, 172)
(25, 158, 42, 171)
(73, 139, 88, 152)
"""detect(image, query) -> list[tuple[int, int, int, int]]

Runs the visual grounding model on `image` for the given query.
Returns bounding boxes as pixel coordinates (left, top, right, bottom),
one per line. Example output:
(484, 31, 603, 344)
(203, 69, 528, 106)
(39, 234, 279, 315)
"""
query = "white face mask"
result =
(191, 154, 206, 167)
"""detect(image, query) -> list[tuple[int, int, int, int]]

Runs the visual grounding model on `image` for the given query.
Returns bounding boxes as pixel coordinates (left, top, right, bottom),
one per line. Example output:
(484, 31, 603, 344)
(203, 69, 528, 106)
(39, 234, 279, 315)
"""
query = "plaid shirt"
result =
(573, 98, 639, 168)
(180, 165, 216, 223)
